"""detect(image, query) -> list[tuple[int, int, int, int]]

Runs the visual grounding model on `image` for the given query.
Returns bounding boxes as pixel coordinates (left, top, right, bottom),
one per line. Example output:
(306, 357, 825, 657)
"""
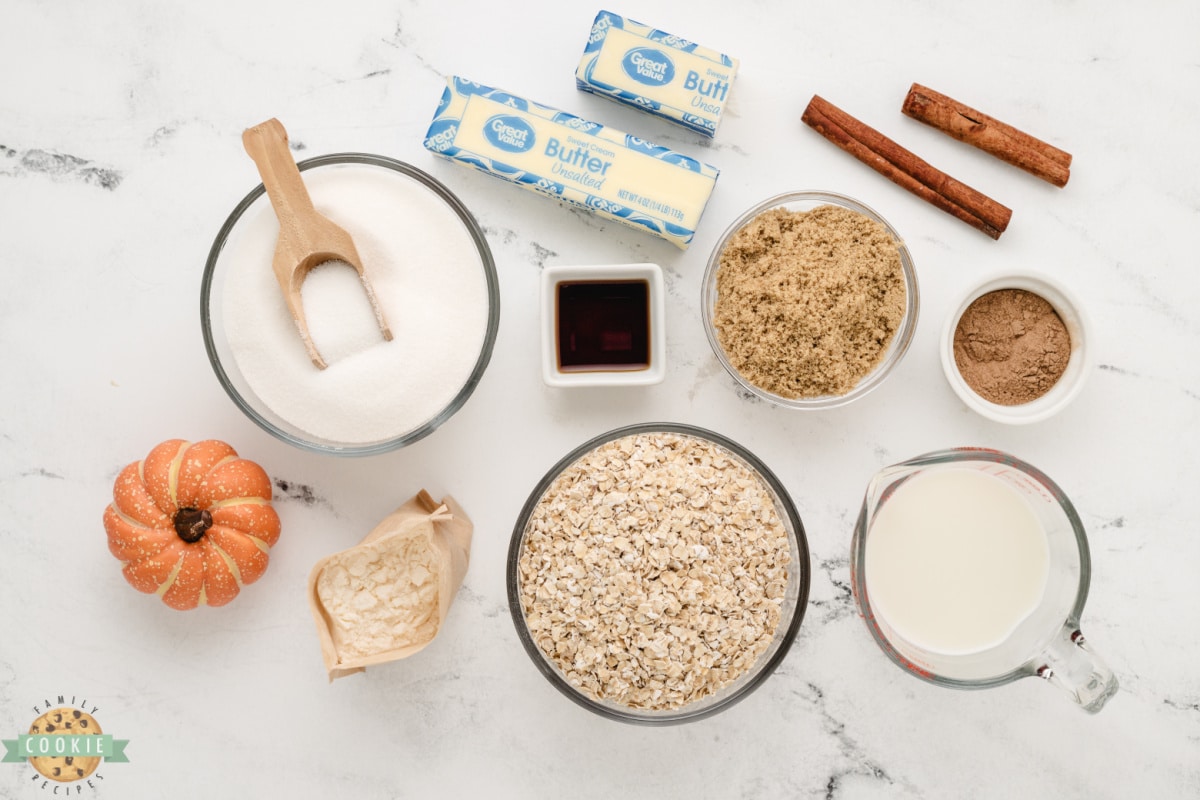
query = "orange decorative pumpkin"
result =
(103, 439, 281, 610)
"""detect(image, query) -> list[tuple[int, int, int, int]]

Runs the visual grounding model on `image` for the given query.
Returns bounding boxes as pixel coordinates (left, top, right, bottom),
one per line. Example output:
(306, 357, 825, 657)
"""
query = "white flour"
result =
(221, 162, 490, 443)
(316, 534, 441, 658)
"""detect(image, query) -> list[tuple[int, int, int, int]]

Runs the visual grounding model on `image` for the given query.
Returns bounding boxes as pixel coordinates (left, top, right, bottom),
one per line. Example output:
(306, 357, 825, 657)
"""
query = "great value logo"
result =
(423, 119, 459, 153)
(621, 47, 675, 87)
(587, 11, 619, 46)
(483, 115, 536, 154)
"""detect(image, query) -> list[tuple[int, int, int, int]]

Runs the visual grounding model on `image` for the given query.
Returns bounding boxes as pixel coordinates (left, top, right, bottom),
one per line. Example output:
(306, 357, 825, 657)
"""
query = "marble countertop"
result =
(2, 1, 1197, 797)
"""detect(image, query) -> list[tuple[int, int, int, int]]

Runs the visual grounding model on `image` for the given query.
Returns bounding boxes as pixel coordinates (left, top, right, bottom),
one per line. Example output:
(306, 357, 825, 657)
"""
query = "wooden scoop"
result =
(241, 118, 392, 369)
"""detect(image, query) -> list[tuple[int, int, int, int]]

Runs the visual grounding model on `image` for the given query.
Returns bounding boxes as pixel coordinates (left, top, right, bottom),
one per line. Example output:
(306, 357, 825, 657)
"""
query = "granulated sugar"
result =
(300, 260, 387, 366)
(221, 163, 490, 443)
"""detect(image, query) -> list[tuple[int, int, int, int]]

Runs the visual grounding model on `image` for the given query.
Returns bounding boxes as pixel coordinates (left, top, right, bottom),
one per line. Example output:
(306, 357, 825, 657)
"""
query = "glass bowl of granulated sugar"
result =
(202, 153, 499, 455)
(702, 191, 918, 410)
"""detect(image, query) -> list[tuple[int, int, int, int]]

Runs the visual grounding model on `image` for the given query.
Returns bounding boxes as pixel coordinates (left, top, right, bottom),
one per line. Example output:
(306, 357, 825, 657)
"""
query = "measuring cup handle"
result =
(1035, 625, 1119, 713)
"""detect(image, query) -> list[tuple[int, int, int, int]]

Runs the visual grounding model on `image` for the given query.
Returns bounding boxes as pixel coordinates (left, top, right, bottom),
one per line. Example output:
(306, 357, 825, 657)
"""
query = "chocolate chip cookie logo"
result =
(3, 698, 129, 792)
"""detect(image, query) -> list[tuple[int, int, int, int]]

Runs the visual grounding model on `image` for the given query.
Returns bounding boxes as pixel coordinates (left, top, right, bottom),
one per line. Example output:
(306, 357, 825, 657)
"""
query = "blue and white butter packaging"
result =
(576, 10, 739, 137)
(423, 77, 719, 249)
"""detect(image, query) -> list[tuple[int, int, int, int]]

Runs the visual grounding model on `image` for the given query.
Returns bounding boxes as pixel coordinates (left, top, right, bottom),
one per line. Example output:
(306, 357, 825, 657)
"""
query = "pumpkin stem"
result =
(174, 508, 213, 543)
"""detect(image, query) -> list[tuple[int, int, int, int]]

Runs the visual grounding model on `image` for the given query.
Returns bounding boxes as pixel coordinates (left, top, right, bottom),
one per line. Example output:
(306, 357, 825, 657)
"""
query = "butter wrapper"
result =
(423, 76, 719, 250)
(576, 10, 738, 138)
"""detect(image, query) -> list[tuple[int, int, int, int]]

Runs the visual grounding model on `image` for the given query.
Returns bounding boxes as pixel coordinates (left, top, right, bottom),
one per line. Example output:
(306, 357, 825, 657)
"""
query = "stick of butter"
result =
(423, 77, 719, 250)
(576, 10, 739, 138)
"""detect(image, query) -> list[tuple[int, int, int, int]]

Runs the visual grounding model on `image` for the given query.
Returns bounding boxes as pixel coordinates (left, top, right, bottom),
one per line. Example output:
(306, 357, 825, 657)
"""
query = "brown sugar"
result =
(952, 288, 1070, 405)
(712, 205, 907, 398)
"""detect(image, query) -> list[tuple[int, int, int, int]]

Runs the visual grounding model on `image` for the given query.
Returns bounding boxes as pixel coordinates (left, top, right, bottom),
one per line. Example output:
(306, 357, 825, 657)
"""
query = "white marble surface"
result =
(2, 1, 1198, 797)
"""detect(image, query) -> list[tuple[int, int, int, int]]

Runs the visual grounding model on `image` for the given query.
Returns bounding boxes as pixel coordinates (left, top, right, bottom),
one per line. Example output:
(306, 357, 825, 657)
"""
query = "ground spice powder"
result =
(952, 288, 1070, 405)
(712, 205, 906, 398)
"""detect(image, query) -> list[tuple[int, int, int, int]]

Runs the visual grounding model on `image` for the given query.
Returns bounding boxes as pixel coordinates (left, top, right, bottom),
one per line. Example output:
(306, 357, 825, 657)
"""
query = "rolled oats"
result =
(518, 432, 792, 711)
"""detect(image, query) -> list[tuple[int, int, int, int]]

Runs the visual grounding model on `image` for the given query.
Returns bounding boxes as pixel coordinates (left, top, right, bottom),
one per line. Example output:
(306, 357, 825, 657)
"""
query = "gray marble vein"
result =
(0, 147, 122, 190)
(272, 477, 334, 511)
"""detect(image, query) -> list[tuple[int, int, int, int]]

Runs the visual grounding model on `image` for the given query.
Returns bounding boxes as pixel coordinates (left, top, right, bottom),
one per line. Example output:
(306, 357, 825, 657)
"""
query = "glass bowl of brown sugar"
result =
(702, 191, 919, 409)
(940, 270, 1093, 424)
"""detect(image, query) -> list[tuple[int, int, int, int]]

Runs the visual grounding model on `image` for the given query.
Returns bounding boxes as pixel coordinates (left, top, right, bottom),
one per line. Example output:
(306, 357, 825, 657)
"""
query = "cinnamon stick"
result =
(801, 95, 1012, 239)
(902, 83, 1071, 187)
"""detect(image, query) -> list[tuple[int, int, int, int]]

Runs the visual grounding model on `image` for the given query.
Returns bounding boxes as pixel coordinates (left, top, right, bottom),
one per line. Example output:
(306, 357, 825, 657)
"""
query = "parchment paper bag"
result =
(308, 490, 472, 681)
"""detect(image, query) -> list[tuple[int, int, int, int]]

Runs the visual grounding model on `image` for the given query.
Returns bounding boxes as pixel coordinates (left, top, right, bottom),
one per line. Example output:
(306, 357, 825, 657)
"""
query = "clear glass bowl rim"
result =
(506, 421, 812, 725)
(702, 190, 919, 410)
(200, 152, 501, 456)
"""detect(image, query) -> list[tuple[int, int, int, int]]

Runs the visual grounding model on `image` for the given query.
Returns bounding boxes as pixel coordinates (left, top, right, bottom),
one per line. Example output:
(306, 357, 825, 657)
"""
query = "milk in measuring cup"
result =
(863, 467, 1050, 655)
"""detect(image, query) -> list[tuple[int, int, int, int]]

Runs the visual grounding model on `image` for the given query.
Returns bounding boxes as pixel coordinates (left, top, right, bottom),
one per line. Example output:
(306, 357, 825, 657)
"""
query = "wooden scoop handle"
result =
(242, 119, 319, 226)
(241, 118, 393, 370)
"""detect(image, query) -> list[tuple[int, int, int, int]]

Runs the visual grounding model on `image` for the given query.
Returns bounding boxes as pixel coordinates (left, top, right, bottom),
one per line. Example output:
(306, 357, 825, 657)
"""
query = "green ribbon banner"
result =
(2, 735, 129, 763)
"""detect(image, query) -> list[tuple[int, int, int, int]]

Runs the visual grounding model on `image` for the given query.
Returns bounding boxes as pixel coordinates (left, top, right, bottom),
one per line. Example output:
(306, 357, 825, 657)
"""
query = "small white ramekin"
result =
(940, 271, 1093, 424)
(540, 263, 665, 388)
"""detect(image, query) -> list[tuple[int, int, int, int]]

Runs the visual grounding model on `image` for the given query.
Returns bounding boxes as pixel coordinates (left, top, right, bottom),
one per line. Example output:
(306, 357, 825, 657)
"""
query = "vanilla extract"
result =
(556, 280, 651, 372)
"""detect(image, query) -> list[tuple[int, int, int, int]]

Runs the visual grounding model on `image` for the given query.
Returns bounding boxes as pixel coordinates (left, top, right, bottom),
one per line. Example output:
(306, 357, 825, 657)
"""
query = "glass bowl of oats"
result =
(702, 191, 919, 410)
(507, 423, 810, 724)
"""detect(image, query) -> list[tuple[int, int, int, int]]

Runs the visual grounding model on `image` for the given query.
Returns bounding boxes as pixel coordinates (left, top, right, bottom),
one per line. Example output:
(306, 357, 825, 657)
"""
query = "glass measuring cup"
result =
(850, 448, 1118, 713)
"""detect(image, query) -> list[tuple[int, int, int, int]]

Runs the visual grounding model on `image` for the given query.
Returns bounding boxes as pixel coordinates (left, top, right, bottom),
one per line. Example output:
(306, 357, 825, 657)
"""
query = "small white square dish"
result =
(540, 263, 666, 387)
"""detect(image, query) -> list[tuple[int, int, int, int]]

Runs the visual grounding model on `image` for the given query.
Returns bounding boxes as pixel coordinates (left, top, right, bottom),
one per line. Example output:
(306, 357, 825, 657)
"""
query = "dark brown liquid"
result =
(556, 280, 650, 372)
